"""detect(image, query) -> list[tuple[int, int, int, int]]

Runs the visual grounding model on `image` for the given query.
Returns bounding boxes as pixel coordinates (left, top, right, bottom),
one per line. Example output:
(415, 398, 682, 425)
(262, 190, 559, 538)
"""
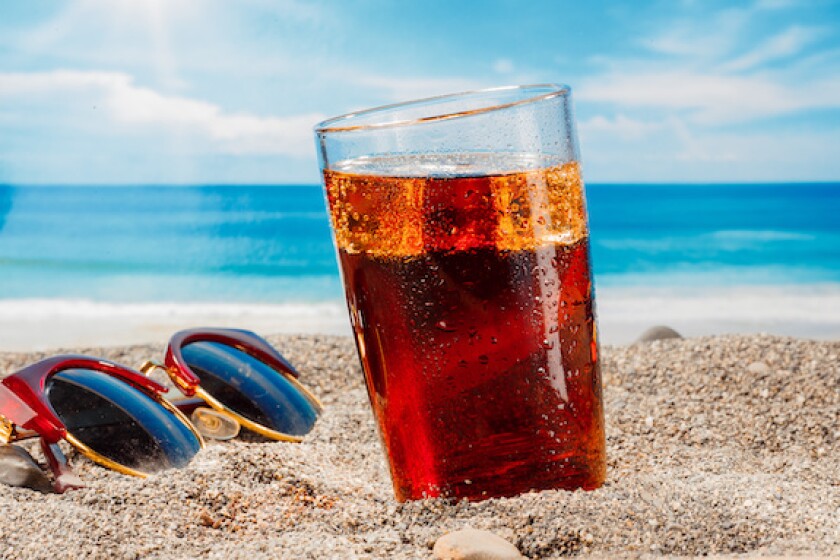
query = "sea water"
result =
(0, 182, 837, 343)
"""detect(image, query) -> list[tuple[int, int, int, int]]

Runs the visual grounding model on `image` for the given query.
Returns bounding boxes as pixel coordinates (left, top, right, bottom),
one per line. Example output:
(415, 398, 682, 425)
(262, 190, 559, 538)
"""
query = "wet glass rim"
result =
(314, 83, 570, 134)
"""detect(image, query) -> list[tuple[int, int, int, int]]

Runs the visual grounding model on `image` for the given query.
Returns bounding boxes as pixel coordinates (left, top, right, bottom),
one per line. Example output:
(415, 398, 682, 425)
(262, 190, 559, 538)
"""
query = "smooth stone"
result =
(433, 528, 525, 560)
(0, 445, 54, 493)
(635, 325, 683, 344)
(746, 361, 770, 375)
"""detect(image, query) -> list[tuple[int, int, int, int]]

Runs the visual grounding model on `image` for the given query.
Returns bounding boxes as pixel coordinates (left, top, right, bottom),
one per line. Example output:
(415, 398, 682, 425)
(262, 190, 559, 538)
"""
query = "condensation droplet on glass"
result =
(436, 320, 456, 332)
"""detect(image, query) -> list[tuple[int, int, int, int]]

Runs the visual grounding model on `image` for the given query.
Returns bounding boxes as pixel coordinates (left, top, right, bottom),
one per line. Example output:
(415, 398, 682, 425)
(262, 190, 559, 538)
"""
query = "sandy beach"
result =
(0, 333, 837, 559)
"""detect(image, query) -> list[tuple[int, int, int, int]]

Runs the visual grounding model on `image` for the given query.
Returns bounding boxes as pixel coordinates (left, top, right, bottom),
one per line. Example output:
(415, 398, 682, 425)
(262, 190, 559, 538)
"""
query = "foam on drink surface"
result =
(325, 153, 587, 257)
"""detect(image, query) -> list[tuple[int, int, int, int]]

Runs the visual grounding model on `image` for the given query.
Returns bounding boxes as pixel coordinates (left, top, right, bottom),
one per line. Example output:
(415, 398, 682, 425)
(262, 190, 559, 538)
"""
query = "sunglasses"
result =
(0, 328, 322, 492)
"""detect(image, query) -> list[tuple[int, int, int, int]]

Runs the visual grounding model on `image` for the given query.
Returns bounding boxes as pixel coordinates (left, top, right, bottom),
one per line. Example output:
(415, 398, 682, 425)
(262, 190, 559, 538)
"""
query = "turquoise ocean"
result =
(0, 183, 837, 300)
(0, 183, 838, 344)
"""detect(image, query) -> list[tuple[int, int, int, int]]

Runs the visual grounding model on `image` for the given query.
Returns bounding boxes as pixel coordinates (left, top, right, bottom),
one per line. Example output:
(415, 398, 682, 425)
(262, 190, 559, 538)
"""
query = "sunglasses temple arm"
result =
(40, 438, 85, 493)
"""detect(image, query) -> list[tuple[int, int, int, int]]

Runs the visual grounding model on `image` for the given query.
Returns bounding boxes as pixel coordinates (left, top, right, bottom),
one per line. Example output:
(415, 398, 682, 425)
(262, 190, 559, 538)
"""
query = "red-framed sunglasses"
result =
(0, 328, 322, 492)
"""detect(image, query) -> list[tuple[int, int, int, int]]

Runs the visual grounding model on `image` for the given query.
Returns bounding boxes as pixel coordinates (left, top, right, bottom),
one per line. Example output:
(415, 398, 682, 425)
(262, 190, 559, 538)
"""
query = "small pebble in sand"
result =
(433, 528, 525, 560)
(747, 361, 770, 375)
(635, 325, 683, 343)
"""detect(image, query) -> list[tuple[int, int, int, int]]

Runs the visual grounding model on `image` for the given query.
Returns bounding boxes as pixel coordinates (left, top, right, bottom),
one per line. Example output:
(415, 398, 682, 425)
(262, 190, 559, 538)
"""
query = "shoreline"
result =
(1, 283, 839, 351)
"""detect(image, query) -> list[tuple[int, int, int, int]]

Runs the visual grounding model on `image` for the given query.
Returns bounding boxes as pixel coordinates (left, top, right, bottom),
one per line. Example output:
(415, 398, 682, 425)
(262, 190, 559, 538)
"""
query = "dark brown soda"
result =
(325, 157, 606, 501)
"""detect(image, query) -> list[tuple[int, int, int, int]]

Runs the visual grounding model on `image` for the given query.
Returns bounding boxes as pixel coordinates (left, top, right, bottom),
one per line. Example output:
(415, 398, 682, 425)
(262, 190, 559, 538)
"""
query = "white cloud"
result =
(349, 74, 486, 102)
(579, 113, 737, 170)
(575, 0, 840, 182)
(580, 3, 840, 128)
(0, 70, 325, 157)
(722, 25, 827, 72)
(579, 114, 664, 139)
(493, 58, 515, 74)
(585, 1, 840, 126)
(640, 1, 818, 66)
(578, 69, 840, 124)
(641, 7, 750, 58)
(245, 0, 329, 25)
(753, 0, 796, 9)
(581, 115, 840, 182)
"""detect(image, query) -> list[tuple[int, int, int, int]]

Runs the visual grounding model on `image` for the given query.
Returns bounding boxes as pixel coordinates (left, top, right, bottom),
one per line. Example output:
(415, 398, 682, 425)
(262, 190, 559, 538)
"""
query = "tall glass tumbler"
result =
(315, 84, 605, 502)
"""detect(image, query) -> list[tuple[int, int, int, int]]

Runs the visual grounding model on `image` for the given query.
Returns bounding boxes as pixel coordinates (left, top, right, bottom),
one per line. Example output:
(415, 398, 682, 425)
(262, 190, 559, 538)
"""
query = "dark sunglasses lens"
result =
(46, 368, 201, 472)
(181, 341, 318, 437)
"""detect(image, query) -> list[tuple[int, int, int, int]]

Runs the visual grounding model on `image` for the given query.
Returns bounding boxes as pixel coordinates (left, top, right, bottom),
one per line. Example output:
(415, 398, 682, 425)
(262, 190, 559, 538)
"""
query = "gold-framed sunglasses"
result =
(0, 328, 322, 492)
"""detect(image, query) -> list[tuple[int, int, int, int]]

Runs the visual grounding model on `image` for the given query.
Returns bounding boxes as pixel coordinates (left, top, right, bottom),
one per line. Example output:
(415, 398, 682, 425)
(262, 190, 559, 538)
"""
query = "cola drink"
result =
(325, 155, 606, 501)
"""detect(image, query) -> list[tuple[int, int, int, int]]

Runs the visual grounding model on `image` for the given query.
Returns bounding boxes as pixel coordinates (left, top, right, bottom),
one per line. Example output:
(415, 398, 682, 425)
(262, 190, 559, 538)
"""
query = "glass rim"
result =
(314, 83, 570, 134)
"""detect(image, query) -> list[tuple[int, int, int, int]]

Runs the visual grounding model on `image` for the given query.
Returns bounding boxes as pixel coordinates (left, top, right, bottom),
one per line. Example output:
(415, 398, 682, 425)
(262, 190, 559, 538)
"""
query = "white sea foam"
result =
(0, 299, 351, 351)
(597, 283, 840, 344)
(0, 284, 838, 351)
(709, 229, 816, 242)
(598, 229, 821, 253)
(0, 299, 347, 319)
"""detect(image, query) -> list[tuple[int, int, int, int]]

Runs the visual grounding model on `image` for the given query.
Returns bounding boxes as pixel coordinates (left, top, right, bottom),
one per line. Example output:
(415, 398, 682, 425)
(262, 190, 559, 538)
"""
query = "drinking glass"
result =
(315, 84, 605, 502)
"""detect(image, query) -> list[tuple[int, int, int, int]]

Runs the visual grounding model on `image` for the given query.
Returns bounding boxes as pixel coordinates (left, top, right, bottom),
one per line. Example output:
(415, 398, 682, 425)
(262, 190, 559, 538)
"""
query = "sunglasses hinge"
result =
(138, 360, 193, 393)
(138, 360, 166, 377)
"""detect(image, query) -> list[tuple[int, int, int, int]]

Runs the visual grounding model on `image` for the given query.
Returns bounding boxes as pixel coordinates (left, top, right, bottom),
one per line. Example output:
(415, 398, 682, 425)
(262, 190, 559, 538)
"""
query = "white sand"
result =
(0, 333, 837, 559)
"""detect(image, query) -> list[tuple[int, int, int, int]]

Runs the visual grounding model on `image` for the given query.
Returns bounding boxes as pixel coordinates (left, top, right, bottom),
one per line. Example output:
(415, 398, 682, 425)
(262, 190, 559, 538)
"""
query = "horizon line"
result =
(2, 180, 839, 188)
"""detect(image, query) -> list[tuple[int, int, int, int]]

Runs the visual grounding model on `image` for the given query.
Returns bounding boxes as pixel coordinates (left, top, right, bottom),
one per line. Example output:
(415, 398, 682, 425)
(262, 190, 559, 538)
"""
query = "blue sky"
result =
(1, 0, 838, 184)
